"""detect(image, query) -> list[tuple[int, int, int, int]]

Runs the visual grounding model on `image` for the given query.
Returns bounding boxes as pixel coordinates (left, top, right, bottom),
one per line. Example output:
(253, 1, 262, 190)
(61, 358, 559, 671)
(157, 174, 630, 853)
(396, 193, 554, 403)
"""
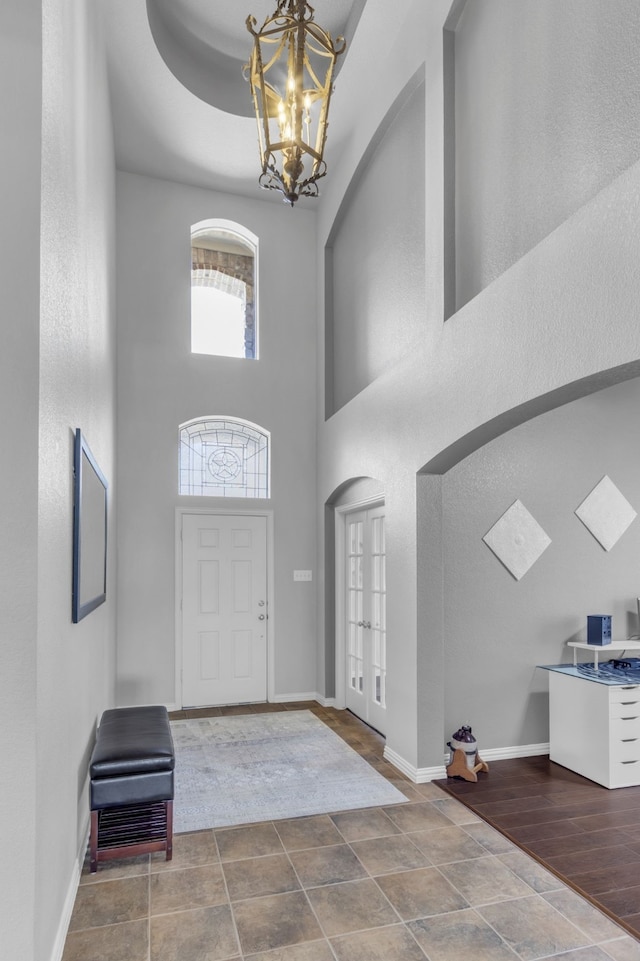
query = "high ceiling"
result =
(100, 0, 363, 201)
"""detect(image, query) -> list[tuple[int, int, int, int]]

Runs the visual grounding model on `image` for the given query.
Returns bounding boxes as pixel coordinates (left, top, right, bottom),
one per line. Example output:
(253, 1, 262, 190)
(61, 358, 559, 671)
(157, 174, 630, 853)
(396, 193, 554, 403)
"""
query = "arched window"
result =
(179, 417, 270, 498)
(191, 220, 258, 359)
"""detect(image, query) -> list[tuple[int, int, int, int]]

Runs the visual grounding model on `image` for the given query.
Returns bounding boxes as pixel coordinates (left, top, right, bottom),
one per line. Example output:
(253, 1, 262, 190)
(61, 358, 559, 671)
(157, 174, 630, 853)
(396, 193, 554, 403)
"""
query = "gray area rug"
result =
(171, 710, 407, 832)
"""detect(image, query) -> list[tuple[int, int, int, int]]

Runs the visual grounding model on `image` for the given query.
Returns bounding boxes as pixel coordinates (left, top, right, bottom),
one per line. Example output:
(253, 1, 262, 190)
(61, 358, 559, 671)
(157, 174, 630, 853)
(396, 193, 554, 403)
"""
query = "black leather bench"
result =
(89, 705, 175, 873)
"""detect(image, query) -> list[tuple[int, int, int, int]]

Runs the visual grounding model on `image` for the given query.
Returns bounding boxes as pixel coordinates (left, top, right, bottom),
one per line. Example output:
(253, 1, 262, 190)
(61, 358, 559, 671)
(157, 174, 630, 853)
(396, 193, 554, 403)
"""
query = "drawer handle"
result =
(622, 738, 639, 743)
(620, 701, 640, 706)
(621, 760, 639, 765)
(620, 716, 639, 721)
(620, 685, 640, 690)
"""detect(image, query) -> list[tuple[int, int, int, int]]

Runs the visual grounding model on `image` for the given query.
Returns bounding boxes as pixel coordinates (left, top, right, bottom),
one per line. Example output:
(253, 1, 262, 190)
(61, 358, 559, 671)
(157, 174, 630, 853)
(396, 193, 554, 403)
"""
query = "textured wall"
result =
(37, 0, 117, 957)
(0, 2, 41, 957)
(328, 81, 426, 413)
(317, 0, 640, 771)
(454, 0, 640, 310)
(443, 376, 640, 750)
(115, 173, 318, 707)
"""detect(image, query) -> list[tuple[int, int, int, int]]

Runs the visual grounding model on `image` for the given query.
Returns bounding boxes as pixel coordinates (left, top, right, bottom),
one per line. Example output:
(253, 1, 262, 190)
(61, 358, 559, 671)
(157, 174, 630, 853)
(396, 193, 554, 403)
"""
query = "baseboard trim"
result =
(114, 701, 180, 712)
(270, 692, 324, 705)
(170, 696, 335, 711)
(383, 746, 443, 783)
(313, 694, 337, 708)
(49, 822, 88, 961)
(481, 742, 549, 762)
(384, 742, 550, 783)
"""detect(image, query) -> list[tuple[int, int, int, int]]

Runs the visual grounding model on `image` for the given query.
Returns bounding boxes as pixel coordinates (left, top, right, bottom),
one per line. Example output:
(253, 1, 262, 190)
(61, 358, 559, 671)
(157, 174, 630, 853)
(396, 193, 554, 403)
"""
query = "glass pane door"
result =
(344, 504, 387, 734)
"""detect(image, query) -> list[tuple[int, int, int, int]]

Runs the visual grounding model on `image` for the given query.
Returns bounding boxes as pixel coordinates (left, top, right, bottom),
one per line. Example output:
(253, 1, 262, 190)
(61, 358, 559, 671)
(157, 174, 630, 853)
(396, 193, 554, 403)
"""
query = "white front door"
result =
(181, 513, 268, 707)
(344, 504, 387, 734)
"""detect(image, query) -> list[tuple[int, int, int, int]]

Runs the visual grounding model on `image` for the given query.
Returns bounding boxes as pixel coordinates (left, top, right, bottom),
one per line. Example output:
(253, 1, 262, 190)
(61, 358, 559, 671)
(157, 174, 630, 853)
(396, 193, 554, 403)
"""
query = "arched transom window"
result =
(191, 220, 258, 359)
(179, 418, 270, 498)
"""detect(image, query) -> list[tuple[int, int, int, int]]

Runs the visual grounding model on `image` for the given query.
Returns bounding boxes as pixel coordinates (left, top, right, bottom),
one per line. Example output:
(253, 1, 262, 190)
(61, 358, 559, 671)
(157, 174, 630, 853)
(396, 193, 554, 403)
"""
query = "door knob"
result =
(258, 614, 265, 620)
(365, 621, 371, 629)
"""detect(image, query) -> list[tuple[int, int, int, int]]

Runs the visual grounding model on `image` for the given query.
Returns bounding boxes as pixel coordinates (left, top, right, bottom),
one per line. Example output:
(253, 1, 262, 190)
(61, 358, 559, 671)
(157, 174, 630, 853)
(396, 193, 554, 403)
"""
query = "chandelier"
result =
(244, 0, 346, 206)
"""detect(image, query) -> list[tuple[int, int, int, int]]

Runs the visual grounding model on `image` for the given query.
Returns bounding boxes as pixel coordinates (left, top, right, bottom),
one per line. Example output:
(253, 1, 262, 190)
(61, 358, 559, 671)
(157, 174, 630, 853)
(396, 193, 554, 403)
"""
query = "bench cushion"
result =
(91, 769, 175, 810)
(90, 705, 175, 779)
(90, 705, 175, 811)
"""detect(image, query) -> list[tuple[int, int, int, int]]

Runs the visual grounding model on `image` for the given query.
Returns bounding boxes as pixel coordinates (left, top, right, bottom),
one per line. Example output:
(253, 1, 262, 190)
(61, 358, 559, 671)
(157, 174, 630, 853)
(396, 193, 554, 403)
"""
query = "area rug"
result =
(170, 710, 407, 832)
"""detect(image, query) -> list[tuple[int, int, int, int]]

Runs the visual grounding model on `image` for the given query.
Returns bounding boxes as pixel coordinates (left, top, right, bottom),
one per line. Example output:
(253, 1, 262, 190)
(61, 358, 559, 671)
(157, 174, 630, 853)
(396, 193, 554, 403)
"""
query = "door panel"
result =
(182, 513, 267, 706)
(199, 560, 219, 612)
(199, 631, 220, 679)
(344, 505, 387, 734)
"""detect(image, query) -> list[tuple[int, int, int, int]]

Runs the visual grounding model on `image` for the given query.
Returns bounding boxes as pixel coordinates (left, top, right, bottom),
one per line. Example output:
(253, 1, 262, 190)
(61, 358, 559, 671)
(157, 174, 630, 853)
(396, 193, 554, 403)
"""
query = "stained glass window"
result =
(179, 418, 270, 498)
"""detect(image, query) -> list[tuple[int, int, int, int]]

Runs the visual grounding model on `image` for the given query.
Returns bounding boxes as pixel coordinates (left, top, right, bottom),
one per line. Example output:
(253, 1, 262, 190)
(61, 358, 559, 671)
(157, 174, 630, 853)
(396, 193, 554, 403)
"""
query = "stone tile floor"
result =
(62, 703, 640, 960)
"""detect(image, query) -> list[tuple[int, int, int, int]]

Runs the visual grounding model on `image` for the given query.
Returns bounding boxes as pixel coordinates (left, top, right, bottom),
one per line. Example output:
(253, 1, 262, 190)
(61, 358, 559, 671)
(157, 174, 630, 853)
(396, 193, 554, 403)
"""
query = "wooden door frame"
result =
(334, 496, 384, 713)
(174, 507, 275, 710)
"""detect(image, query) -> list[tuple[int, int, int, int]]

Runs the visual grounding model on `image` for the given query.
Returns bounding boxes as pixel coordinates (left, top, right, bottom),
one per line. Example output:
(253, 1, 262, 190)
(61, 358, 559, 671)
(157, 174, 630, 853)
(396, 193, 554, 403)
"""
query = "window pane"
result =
(191, 223, 257, 359)
(179, 418, 269, 498)
(191, 287, 245, 358)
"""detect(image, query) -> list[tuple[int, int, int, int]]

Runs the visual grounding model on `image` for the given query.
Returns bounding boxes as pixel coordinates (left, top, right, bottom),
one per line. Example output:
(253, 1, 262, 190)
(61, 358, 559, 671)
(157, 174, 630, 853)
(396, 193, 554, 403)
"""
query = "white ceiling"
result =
(99, 0, 361, 201)
(158, 0, 354, 64)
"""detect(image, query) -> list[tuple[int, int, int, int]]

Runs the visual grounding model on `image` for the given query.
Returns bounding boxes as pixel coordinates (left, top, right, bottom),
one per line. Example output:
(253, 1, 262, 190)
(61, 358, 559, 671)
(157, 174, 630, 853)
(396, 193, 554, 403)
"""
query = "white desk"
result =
(548, 668, 640, 788)
(566, 640, 640, 668)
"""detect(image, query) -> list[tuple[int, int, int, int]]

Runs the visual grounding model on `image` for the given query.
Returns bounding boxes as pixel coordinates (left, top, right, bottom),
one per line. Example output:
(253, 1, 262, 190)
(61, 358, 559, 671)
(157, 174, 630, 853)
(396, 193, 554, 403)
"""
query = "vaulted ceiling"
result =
(100, 0, 364, 200)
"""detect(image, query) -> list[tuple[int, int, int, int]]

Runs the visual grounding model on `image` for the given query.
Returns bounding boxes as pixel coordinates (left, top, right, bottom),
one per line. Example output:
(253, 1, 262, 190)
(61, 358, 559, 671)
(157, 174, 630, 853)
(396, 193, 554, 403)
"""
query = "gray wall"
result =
(37, 0, 118, 957)
(328, 80, 426, 413)
(0, 1, 118, 959)
(8, 4, 640, 954)
(316, 0, 640, 773)
(454, 0, 640, 310)
(0, 1, 41, 957)
(115, 173, 318, 707)
(442, 376, 640, 750)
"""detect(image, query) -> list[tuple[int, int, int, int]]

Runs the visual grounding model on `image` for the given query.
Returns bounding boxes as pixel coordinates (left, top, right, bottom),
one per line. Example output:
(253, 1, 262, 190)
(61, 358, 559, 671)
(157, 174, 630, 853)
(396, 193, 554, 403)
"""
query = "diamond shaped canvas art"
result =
(575, 475, 637, 551)
(483, 499, 551, 581)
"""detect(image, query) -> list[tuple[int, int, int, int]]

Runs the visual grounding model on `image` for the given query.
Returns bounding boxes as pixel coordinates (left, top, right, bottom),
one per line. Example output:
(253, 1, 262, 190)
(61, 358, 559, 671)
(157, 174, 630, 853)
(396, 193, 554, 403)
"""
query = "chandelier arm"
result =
(303, 59, 330, 96)
(253, 19, 297, 40)
(259, 36, 289, 78)
(247, 46, 273, 165)
(304, 24, 345, 56)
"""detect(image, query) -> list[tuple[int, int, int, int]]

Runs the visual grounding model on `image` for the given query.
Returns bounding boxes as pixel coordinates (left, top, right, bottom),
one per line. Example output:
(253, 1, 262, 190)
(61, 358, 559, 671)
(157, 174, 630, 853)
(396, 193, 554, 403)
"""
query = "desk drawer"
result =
(610, 757, 640, 787)
(610, 735, 640, 763)
(610, 700, 640, 719)
(610, 715, 640, 740)
(610, 685, 640, 704)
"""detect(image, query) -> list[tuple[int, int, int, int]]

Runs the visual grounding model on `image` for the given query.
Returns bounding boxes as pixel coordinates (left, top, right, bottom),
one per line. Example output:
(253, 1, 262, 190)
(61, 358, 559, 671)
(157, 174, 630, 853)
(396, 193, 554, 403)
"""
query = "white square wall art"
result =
(483, 499, 551, 581)
(575, 475, 637, 551)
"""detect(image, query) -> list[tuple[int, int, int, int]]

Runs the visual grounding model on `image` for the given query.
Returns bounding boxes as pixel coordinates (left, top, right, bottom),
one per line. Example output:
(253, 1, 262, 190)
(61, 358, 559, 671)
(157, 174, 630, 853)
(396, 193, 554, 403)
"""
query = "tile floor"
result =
(62, 704, 640, 961)
(435, 754, 640, 940)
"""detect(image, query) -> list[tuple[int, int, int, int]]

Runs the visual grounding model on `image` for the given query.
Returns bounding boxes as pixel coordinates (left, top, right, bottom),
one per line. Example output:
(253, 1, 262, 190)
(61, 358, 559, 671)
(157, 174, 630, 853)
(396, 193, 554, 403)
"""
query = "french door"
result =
(180, 513, 268, 707)
(344, 504, 387, 734)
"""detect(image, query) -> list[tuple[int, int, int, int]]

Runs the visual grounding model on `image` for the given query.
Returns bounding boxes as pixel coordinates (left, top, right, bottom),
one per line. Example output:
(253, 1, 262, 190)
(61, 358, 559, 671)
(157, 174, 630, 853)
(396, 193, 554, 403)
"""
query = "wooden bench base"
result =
(90, 799, 173, 873)
(89, 706, 175, 873)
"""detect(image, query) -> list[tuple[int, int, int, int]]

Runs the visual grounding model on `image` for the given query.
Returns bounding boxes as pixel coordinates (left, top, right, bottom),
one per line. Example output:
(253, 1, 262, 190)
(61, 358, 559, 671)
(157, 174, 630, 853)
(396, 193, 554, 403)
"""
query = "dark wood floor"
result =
(436, 755, 640, 941)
